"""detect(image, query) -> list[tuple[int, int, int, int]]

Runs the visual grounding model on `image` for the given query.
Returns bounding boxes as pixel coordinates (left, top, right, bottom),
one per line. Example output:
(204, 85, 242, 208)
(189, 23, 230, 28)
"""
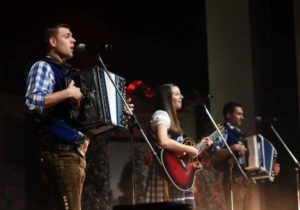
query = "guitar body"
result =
(161, 149, 201, 191)
(160, 126, 224, 191)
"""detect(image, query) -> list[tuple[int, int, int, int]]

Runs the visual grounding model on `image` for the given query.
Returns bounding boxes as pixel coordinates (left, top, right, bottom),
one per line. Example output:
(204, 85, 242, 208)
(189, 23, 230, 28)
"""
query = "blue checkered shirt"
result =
(25, 60, 54, 113)
(25, 58, 83, 143)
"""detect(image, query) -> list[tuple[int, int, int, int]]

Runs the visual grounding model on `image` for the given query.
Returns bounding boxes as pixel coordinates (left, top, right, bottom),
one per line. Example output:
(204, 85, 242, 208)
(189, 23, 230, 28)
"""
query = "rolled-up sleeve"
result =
(25, 61, 55, 113)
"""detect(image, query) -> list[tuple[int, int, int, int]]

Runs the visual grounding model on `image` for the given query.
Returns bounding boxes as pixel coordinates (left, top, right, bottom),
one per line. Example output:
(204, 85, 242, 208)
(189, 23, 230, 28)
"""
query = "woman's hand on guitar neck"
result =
(200, 136, 213, 147)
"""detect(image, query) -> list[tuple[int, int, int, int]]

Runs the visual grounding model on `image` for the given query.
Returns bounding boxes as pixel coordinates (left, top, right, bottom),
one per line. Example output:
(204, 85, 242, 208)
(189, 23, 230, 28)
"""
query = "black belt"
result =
(40, 134, 78, 152)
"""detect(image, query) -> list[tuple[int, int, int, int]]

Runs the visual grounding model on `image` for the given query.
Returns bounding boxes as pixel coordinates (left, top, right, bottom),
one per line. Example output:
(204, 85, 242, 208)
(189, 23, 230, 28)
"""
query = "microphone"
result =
(193, 94, 214, 108)
(76, 43, 112, 52)
(207, 93, 214, 101)
(255, 116, 263, 122)
(255, 116, 278, 124)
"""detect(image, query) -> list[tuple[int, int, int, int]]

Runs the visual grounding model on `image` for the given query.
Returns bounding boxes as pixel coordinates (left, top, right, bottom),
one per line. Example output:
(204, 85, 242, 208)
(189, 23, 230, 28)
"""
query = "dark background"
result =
(0, 0, 299, 210)
(0, 0, 208, 96)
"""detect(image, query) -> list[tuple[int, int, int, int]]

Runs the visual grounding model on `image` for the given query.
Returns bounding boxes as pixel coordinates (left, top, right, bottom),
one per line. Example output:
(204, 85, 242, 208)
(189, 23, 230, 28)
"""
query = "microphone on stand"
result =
(76, 43, 112, 52)
(183, 93, 214, 110)
(198, 93, 214, 106)
(255, 116, 278, 124)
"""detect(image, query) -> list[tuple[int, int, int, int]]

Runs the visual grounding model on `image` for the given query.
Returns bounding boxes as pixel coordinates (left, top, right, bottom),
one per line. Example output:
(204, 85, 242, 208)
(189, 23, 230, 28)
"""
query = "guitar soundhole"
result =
(192, 161, 203, 170)
(184, 139, 195, 147)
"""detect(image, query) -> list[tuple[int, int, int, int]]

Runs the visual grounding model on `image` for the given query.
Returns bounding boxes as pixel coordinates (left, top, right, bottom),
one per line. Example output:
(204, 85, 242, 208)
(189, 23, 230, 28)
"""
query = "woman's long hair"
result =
(154, 84, 183, 135)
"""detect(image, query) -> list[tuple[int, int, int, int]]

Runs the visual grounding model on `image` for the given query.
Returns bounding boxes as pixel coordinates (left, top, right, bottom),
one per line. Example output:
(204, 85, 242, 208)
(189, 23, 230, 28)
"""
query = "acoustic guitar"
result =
(160, 125, 224, 191)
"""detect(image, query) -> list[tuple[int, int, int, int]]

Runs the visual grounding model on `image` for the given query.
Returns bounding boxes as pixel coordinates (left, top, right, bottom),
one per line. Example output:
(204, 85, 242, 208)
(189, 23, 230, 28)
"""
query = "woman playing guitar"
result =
(144, 84, 213, 209)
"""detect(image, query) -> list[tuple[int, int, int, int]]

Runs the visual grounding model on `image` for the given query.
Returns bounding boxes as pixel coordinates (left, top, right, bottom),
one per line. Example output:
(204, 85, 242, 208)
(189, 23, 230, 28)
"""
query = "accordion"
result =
(66, 66, 128, 135)
(244, 134, 278, 182)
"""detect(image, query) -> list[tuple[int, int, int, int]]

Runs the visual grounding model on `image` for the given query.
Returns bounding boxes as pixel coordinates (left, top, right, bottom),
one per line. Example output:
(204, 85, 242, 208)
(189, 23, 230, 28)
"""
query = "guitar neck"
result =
(196, 141, 208, 154)
(209, 129, 221, 141)
(196, 127, 223, 154)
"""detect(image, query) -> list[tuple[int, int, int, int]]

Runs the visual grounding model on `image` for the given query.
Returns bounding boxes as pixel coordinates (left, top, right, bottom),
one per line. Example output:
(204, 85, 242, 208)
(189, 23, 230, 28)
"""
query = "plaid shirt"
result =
(25, 60, 55, 113)
(213, 122, 247, 179)
(213, 122, 244, 151)
(25, 58, 83, 143)
(213, 126, 229, 151)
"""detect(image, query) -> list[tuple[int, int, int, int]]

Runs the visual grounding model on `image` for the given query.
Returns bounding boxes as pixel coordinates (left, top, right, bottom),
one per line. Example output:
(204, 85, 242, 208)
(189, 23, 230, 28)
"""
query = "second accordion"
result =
(66, 66, 128, 134)
(244, 134, 278, 182)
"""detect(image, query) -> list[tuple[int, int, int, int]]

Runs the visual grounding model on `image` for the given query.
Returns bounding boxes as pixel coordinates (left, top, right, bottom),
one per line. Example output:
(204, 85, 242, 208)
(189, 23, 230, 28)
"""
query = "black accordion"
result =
(66, 66, 128, 134)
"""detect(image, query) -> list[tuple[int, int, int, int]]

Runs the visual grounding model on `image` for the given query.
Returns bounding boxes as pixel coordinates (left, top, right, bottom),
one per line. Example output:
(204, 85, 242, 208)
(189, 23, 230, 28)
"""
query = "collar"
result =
(44, 56, 72, 74)
(225, 122, 246, 137)
(226, 122, 242, 132)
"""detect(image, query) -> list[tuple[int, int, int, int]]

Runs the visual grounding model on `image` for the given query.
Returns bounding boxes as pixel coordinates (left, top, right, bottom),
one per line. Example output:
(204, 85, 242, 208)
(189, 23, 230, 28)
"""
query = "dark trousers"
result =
(39, 135, 86, 210)
(40, 151, 86, 210)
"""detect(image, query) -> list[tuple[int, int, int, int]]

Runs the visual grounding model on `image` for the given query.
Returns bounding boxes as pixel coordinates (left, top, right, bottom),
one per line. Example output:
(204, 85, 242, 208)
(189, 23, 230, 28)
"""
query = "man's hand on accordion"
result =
(67, 80, 84, 108)
(274, 162, 280, 176)
(124, 98, 134, 116)
(231, 143, 247, 156)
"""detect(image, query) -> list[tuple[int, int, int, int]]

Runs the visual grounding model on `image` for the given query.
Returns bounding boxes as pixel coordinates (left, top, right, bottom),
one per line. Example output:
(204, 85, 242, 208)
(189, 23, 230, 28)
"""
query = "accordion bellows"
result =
(66, 66, 128, 134)
(244, 134, 277, 182)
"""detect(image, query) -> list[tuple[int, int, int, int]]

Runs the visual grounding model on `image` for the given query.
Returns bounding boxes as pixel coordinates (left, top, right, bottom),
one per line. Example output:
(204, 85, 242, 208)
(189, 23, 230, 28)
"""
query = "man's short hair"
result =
(222, 101, 243, 120)
(43, 23, 70, 46)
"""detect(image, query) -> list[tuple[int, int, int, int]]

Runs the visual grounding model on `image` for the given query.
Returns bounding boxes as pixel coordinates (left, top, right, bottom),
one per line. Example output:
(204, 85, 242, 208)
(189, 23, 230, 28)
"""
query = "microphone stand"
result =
(203, 104, 250, 210)
(269, 124, 300, 210)
(94, 51, 163, 203)
(128, 118, 136, 204)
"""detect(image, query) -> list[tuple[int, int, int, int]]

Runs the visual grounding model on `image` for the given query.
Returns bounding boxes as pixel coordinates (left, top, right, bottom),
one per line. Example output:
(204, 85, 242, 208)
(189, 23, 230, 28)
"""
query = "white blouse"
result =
(150, 110, 171, 130)
(150, 110, 184, 143)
